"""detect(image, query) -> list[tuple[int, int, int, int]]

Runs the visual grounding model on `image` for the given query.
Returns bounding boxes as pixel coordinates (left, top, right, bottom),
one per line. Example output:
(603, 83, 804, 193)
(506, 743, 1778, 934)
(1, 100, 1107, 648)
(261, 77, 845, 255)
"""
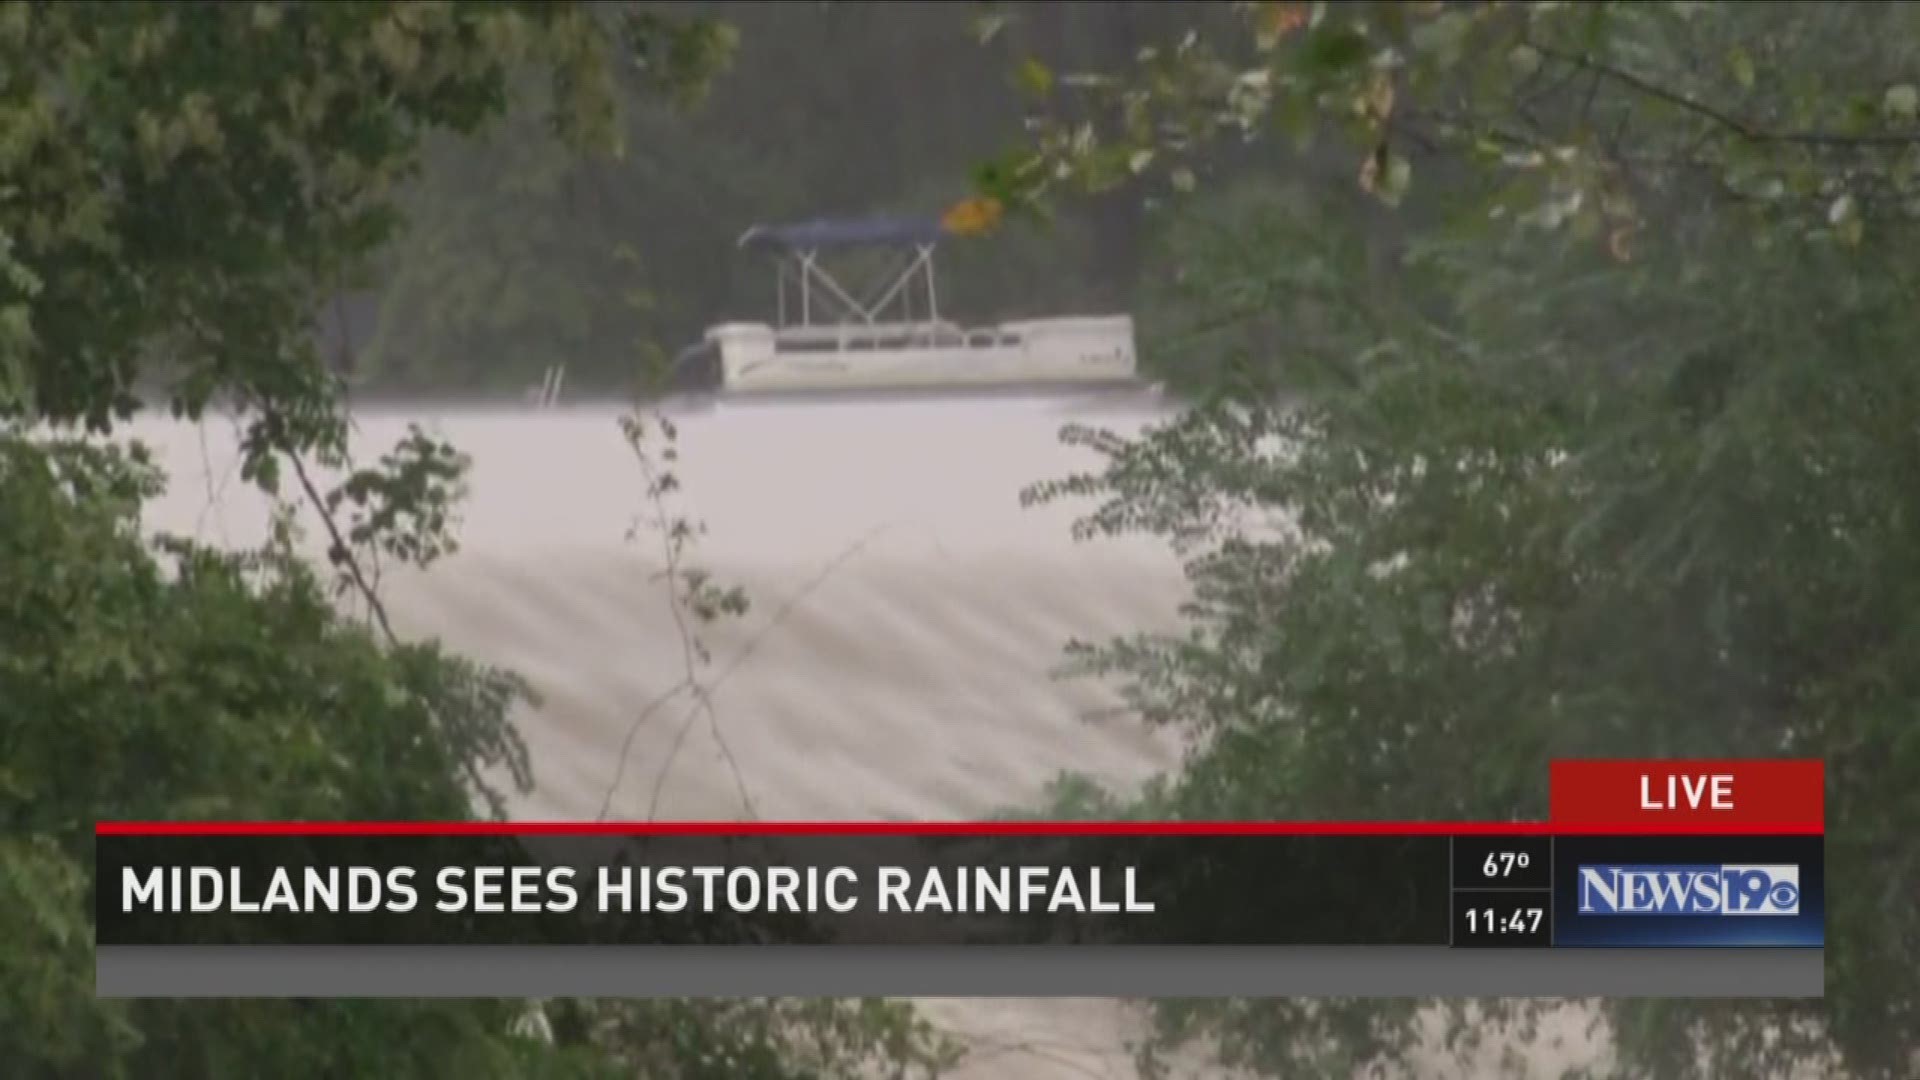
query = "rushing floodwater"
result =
(118, 395, 1623, 1079)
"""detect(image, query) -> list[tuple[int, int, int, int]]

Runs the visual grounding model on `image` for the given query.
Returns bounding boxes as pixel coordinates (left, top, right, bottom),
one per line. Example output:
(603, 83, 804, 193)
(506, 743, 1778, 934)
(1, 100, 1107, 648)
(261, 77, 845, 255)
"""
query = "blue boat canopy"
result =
(738, 217, 947, 253)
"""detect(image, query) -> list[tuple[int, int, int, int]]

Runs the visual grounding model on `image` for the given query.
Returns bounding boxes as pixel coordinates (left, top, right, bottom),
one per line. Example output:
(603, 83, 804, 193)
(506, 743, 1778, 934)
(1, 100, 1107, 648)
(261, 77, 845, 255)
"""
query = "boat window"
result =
(776, 337, 845, 353)
(765, 323, 1036, 352)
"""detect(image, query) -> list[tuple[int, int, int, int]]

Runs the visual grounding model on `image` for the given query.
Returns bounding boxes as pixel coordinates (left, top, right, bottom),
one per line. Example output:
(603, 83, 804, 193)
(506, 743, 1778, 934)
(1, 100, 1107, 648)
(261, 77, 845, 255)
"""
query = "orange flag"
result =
(941, 195, 1005, 237)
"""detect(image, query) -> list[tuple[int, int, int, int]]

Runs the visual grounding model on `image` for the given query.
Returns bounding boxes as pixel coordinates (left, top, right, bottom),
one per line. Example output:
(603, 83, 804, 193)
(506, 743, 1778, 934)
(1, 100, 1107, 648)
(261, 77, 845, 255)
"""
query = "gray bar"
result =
(98, 946, 1822, 998)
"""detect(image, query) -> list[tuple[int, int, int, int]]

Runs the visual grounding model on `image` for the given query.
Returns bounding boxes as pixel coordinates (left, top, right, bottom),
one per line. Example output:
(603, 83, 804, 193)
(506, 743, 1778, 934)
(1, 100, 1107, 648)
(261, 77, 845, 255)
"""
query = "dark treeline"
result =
(337, 1, 1244, 399)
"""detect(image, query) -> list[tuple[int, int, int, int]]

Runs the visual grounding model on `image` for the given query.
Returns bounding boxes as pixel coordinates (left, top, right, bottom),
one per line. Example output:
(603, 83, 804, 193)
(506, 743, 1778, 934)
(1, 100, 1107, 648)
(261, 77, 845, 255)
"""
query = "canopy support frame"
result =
(771, 243, 940, 330)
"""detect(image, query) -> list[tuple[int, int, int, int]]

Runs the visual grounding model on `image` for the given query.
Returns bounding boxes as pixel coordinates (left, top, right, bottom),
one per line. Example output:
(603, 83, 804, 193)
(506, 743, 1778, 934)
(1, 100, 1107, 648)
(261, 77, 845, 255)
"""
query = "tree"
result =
(1000, 2, 1920, 1076)
(2, 4, 955, 1076)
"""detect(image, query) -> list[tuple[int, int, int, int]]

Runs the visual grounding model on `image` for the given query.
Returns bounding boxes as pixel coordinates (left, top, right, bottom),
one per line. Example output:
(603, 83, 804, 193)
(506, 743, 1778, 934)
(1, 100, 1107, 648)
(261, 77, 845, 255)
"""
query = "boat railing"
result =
(767, 320, 1024, 353)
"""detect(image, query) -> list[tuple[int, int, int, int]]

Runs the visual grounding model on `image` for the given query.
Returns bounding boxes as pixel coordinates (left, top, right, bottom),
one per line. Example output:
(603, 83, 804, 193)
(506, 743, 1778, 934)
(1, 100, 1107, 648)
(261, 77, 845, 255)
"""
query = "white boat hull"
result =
(729, 346, 1135, 393)
(688, 315, 1141, 396)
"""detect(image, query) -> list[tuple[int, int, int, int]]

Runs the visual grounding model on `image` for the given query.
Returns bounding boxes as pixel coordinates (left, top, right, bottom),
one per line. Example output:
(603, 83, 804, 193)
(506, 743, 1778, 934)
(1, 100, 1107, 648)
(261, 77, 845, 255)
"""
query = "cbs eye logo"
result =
(1721, 865, 1800, 915)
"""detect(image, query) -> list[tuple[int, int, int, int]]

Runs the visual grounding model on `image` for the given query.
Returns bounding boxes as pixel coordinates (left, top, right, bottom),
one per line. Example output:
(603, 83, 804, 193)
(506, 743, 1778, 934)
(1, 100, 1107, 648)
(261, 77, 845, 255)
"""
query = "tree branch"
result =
(1532, 45, 1920, 149)
(286, 438, 401, 647)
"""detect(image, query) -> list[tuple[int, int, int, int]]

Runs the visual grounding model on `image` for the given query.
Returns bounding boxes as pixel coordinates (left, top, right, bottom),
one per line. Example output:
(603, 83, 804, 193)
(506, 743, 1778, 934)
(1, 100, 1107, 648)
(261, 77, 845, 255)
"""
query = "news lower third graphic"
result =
(93, 759, 1827, 999)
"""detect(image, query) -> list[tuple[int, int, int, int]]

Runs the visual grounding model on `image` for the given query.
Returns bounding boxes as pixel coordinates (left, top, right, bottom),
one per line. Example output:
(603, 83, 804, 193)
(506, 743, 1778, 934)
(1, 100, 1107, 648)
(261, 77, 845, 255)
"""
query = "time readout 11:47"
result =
(1451, 835, 1553, 948)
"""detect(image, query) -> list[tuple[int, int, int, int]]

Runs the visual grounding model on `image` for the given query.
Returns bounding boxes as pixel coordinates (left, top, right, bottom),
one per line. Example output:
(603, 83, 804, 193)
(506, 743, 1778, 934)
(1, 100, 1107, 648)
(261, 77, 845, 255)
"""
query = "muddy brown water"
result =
(116, 396, 1625, 1078)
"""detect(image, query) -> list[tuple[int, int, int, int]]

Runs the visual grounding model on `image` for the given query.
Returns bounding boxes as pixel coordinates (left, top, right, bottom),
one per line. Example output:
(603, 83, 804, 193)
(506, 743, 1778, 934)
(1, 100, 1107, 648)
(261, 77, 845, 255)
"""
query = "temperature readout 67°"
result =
(1483, 852, 1533, 878)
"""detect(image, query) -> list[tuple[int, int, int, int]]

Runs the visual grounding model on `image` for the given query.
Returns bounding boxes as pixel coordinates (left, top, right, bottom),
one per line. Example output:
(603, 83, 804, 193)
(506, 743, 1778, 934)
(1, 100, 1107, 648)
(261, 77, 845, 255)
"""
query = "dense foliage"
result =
(1007, 2, 1920, 1077)
(1, 3, 955, 1076)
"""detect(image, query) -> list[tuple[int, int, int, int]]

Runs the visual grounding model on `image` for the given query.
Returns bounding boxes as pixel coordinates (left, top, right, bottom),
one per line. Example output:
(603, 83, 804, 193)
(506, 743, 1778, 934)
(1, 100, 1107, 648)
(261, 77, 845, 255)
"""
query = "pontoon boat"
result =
(669, 215, 1144, 399)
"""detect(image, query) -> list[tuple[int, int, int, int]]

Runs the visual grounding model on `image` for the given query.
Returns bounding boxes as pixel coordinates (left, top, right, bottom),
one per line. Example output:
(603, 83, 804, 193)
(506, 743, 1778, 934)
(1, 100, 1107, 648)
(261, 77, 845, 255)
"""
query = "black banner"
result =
(98, 833, 1450, 947)
(95, 831, 1824, 948)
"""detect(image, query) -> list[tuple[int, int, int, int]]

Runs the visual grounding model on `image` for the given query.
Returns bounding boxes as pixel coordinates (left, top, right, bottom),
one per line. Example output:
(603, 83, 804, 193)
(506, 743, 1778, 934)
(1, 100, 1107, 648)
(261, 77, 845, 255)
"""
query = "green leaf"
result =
(1884, 84, 1918, 122)
(1015, 57, 1054, 99)
(1408, 11, 1471, 66)
(1727, 47, 1755, 90)
(1299, 25, 1371, 76)
(1828, 191, 1859, 236)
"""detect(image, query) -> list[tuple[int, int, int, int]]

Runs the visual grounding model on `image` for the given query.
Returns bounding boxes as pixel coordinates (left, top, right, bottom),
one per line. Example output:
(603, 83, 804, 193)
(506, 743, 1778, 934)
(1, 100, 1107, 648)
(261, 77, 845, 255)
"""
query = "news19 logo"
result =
(1576, 864, 1801, 916)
